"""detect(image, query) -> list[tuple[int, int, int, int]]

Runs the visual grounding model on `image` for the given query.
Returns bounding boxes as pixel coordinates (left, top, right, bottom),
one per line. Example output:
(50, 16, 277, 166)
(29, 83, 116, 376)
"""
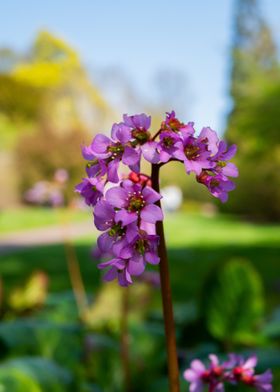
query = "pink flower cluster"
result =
(93, 178, 163, 286)
(184, 353, 272, 392)
(76, 112, 238, 285)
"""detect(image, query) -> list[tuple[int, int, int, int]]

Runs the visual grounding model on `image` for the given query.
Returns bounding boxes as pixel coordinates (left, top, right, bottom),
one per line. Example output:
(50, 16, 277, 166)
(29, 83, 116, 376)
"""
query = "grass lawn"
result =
(0, 211, 279, 391)
(1, 211, 279, 311)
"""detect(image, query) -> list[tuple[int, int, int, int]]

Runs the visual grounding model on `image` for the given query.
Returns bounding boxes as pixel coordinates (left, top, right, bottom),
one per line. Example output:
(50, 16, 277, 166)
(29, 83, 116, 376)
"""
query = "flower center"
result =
(107, 143, 124, 158)
(242, 374, 255, 385)
(108, 223, 125, 237)
(128, 193, 145, 212)
(201, 370, 211, 383)
(184, 144, 200, 160)
(135, 238, 148, 255)
(210, 179, 220, 187)
(162, 118, 183, 132)
(163, 136, 174, 148)
(233, 367, 243, 379)
(86, 159, 98, 168)
(212, 366, 223, 377)
(131, 128, 150, 144)
(217, 160, 226, 168)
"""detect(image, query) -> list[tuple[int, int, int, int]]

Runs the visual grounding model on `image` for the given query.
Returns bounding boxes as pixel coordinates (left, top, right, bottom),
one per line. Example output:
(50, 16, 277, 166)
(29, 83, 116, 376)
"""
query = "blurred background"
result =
(0, 0, 280, 391)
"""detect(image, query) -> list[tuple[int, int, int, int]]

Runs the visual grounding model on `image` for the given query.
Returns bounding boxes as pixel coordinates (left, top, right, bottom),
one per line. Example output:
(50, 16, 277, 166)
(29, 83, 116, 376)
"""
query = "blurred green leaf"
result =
(241, 348, 280, 369)
(8, 271, 48, 312)
(83, 281, 152, 332)
(0, 357, 72, 392)
(263, 307, 280, 338)
(202, 258, 265, 345)
(0, 318, 82, 368)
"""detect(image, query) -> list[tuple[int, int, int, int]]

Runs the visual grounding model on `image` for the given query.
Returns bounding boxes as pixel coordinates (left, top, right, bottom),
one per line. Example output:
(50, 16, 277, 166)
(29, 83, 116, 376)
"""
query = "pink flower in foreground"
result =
(184, 355, 224, 392)
(229, 355, 273, 392)
(183, 353, 273, 392)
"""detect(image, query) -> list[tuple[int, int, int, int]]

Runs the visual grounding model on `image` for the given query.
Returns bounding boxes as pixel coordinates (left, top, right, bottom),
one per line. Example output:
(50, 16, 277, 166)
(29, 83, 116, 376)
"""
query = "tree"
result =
(224, 0, 280, 220)
(0, 31, 112, 206)
(229, 0, 277, 102)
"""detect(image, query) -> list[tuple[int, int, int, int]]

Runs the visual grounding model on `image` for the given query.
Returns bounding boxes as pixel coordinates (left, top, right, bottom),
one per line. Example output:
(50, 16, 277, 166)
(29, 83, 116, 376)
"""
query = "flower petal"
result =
(94, 200, 115, 230)
(183, 369, 199, 382)
(105, 187, 128, 208)
(142, 142, 160, 163)
(145, 251, 160, 265)
(103, 267, 118, 282)
(115, 209, 138, 225)
(191, 359, 205, 373)
(142, 186, 162, 203)
(222, 163, 239, 177)
(107, 160, 120, 183)
(122, 146, 140, 165)
(91, 134, 111, 156)
(128, 256, 146, 276)
(141, 204, 163, 223)
(97, 232, 114, 253)
(243, 355, 257, 370)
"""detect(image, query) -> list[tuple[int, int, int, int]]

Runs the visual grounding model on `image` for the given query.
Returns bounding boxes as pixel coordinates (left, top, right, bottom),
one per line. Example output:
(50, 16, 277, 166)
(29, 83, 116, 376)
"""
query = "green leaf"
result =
(0, 357, 72, 392)
(0, 318, 82, 368)
(202, 258, 265, 345)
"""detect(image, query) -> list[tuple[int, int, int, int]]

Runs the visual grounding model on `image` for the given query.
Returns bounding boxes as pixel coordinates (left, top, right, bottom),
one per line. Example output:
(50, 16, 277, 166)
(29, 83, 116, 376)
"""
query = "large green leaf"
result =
(0, 357, 72, 392)
(202, 258, 265, 345)
(0, 318, 82, 368)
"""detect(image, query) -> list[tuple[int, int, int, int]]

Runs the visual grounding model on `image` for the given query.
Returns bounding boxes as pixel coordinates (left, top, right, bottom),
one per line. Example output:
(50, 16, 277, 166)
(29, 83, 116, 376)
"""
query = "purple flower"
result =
(121, 113, 159, 164)
(197, 172, 236, 203)
(75, 177, 104, 206)
(252, 370, 273, 392)
(169, 124, 219, 175)
(141, 141, 161, 164)
(76, 111, 239, 287)
(198, 127, 219, 156)
(157, 131, 183, 163)
(211, 141, 238, 178)
(123, 113, 151, 144)
(230, 355, 273, 391)
(90, 134, 140, 182)
(98, 258, 133, 287)
(94, 199, 137, 255)
(105, 180, 163, 226)
(183, 359, 207, 392)
(184, 353, 273, 392)
(85, 158, 107, 178)
(115, 229, 160, 267)
(174, 134, 213, 175)
(161, 111, 193, 134)
(98, 229, 157, 284)
(183, 355, 224, 392)
(54, 168, 68, 184)
(82, 120, 144, 183)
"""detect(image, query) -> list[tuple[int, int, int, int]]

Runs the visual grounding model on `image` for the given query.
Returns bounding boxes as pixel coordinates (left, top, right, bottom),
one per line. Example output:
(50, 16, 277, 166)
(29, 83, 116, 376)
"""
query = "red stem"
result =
(151, 164, 180, 392)
(152, 128, 162, 141)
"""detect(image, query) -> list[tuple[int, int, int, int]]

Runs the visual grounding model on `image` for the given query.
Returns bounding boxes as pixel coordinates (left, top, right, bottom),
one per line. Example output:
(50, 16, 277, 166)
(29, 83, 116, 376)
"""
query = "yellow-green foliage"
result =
(82, 281, 152, 332)
(12, 31, 79, 88)
(0, 30, 113, 205)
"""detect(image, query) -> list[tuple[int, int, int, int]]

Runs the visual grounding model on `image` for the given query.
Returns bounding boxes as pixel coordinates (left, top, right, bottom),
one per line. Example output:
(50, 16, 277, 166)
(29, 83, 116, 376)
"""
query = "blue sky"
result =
(1, 0, 280, 133)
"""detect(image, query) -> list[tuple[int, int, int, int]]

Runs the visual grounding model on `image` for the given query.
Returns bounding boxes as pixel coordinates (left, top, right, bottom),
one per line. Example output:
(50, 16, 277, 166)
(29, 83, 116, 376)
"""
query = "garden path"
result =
(0, 220, 94, 255)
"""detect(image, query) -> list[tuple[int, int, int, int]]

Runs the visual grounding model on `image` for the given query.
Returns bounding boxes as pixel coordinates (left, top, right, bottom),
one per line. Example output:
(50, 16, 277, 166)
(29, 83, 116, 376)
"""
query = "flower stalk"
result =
(151, 164, 180, 392)
(76, 110, 239, 391)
